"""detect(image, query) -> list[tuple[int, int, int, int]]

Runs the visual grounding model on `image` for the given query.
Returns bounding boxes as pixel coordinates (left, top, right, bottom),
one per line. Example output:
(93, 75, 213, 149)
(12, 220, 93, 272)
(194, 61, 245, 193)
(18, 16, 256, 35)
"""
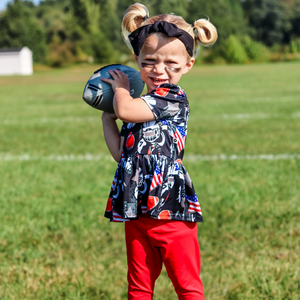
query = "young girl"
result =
(101, 3, 217, 299)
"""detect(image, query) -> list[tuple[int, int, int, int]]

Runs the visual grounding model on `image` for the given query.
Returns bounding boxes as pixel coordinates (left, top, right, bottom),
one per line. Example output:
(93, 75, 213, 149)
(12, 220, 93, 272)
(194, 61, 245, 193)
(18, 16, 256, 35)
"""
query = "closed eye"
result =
(141, 59, 156, 68)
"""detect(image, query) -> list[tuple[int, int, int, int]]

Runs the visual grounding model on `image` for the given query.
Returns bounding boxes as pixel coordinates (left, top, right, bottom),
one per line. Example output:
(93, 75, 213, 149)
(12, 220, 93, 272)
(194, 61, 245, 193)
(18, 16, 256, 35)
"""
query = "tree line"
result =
(1, 0, 300, 66)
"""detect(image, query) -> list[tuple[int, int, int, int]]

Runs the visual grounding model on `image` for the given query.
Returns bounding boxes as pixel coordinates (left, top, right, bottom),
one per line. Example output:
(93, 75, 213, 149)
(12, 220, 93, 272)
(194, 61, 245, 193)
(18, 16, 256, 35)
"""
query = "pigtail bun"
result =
(121, 3, 149, 53)
(193, 19, 218, 47)
(122, 3, 149, 33)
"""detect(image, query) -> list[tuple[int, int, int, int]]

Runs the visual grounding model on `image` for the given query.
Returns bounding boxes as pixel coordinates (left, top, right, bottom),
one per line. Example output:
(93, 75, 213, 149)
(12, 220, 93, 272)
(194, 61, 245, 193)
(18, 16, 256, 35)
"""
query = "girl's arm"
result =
(102, 112, 124, 162)
(102, 69, 155, 123)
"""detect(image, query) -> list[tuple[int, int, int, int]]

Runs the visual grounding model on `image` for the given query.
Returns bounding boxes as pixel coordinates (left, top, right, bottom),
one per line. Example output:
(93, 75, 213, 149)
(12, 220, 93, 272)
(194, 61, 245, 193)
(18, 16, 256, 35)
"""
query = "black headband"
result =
(128, 21, 194, 57)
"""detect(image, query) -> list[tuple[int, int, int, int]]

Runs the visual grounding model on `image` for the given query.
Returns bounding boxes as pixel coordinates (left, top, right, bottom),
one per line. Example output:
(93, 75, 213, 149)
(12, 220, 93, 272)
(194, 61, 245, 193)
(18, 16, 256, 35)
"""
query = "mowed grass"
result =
(0, 62, 299, 299)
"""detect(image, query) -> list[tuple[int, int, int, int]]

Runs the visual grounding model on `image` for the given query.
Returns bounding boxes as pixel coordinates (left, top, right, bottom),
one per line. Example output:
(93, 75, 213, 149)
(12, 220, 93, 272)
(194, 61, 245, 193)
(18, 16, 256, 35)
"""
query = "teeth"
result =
(152, 78, 166, 82)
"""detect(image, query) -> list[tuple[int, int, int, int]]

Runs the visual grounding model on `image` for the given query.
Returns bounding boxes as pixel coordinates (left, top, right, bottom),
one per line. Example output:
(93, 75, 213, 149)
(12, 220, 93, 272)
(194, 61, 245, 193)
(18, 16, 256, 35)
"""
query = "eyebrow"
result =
(141, 62, 155, 66)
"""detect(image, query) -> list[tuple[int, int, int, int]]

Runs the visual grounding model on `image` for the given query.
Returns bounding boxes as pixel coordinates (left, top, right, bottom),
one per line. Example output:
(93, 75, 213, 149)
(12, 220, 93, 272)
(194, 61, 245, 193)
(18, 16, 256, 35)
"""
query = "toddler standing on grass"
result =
(101, 3, 217, 299)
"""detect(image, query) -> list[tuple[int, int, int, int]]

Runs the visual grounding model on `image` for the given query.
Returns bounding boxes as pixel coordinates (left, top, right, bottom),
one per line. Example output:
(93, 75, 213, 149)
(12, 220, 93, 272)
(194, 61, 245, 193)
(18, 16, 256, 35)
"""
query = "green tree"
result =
(94, 0, 121, 50)
(117, 0, 188, 20)
(242, 0, 284, 46)
(242, 36, 270, 62)
(280, 0, 300, 43)
(242, 0, 300, 46)
(151, 0, 188, 18)
(222, 35, 248, 64)
(71, 0, 89, 30)
(187, 0, 246, 43)
(35, 0, 77, 66)
(0, 0, 46, 62)
(71, 0, 118, 63)
(35, 0, 118, 66)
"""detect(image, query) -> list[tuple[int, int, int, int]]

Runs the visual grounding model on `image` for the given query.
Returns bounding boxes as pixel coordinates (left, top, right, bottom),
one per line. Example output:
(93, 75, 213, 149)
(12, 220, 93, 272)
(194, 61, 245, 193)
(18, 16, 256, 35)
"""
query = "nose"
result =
(153, 63, 165, 74)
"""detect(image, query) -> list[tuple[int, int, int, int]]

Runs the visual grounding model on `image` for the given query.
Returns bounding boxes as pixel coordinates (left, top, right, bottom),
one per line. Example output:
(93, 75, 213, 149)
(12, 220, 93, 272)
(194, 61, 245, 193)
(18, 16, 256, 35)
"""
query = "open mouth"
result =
(150, 77, 168, 85)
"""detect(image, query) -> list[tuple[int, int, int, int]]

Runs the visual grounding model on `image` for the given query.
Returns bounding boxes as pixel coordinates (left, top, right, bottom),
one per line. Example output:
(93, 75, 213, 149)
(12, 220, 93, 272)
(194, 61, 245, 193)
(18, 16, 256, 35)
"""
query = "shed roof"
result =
(0, 48, 24, 53)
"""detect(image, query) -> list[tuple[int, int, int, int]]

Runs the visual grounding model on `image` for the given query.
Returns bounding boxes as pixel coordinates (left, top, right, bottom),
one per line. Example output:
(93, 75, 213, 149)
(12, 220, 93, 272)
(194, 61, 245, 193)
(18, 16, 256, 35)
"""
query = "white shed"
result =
(0, 47, 33, 76)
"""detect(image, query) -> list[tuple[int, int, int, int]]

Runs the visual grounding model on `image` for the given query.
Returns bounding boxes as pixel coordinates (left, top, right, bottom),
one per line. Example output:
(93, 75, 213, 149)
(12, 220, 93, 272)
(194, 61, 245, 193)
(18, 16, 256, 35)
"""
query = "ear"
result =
(134, 55, 139, 64)
(182, 58, 195, 74)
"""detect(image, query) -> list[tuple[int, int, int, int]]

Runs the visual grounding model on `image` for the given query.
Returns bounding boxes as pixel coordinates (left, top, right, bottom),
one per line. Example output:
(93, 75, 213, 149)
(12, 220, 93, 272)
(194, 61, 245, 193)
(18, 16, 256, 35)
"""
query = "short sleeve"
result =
(141, 84, 188, 120)
(120, 123, 126, 136)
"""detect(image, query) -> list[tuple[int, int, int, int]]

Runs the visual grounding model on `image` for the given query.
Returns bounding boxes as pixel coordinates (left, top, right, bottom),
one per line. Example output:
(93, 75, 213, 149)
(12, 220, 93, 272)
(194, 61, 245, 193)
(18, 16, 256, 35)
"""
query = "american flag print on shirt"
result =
(186, 194, 202, 214)
(112, 210, 130, 222)
(176, 88, 186, 98)
(174, 126, 186, 153)
(150, 165, 163, 191)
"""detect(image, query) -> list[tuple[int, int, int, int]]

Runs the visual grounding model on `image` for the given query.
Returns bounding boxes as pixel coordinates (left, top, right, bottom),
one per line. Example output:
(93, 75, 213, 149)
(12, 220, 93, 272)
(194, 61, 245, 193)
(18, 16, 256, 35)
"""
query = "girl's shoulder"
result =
(141, 84, 189, 121)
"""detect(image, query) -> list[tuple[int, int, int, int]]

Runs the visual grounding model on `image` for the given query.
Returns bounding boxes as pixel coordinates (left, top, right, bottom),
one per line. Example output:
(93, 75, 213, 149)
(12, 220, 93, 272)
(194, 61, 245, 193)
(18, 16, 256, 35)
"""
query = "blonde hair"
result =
(121, 3, 218, 59)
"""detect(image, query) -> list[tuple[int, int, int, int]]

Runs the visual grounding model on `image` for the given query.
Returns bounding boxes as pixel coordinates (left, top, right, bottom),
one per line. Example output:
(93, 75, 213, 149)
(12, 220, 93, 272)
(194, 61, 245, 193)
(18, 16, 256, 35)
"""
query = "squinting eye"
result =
(141, 62, 155, 67)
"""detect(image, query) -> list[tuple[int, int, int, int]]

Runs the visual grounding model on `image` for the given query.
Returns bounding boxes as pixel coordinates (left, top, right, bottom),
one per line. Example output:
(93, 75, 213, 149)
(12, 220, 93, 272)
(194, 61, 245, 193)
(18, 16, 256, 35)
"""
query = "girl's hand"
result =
(102, 69, 155, 124)
(102, 111, 118, 121)
(101, 69, 130, 93)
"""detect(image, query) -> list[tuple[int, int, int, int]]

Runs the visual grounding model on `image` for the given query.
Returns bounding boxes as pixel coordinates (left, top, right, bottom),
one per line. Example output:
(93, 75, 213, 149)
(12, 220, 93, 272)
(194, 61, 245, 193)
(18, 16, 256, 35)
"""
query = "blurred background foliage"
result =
(1, 0, 300, 66)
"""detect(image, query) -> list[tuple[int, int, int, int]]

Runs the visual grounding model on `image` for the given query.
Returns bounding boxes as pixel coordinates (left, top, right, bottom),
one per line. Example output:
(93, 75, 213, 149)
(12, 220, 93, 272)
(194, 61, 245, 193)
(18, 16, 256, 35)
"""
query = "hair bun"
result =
(193, 19, 218, 47)
(122, 3, 149, 33)
(121, 3, 149, 53)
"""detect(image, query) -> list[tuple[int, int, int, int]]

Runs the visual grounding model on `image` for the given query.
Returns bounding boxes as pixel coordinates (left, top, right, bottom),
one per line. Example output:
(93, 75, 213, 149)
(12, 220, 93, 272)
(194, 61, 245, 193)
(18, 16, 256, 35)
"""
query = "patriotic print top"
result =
(104, 84, 203, 222)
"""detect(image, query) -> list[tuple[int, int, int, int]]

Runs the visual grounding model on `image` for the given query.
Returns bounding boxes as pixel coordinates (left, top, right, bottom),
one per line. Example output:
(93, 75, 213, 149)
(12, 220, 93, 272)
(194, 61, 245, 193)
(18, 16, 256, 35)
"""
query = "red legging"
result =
(125, 216, 204, 300)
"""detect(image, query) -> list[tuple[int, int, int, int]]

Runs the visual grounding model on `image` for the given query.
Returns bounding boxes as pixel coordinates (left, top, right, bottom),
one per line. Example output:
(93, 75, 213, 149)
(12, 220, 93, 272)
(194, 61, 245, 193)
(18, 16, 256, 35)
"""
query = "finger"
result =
(101, 78, 113, 83)
(120, 71, 128, 78)
(110, 70, 122, 79)
(112, 69, 128, 78)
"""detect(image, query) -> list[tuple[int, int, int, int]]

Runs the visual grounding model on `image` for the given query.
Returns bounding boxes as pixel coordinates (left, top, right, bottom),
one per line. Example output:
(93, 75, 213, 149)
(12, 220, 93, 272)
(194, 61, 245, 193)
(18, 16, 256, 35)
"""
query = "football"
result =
(82, 64, 145, 113)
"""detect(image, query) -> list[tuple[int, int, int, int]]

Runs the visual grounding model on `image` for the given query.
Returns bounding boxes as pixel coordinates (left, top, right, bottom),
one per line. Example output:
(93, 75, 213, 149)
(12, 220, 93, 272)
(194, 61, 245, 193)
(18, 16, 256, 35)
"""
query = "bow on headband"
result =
(128, 21, 194, 57)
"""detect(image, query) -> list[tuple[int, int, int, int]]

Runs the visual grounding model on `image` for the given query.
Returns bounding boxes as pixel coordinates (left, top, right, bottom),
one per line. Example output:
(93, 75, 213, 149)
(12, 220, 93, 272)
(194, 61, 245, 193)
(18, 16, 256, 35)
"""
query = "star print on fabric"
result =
(166, 102, 180, 116)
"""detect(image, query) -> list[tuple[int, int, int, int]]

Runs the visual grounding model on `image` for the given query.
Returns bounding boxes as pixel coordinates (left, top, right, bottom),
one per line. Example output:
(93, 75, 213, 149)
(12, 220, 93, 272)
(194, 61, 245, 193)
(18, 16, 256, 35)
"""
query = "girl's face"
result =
(135, 34, 195, 93)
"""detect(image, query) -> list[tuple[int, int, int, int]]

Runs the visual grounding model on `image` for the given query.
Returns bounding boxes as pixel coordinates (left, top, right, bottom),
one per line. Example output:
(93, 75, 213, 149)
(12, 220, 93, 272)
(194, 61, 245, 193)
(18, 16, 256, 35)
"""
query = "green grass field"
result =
(0, 62, 299, 300)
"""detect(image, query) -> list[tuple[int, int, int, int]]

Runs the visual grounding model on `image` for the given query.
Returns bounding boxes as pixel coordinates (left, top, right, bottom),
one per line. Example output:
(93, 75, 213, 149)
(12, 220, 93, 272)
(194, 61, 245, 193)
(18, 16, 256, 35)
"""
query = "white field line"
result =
(0, 154, 113, 161)
(222, 113, 275, 119)
(1, 153, 300, 162)
(222, 112, 300, 119)
(1, 112, 300, 125)
(292, 112, 300, 118)
(1, 117, 100, 125)
(185, 154, 300, 161)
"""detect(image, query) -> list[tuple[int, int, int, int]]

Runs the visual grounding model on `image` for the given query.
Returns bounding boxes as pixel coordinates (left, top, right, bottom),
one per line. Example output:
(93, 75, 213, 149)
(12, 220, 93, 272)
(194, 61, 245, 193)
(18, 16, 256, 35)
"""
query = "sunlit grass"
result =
(0, 62, 299, 299)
